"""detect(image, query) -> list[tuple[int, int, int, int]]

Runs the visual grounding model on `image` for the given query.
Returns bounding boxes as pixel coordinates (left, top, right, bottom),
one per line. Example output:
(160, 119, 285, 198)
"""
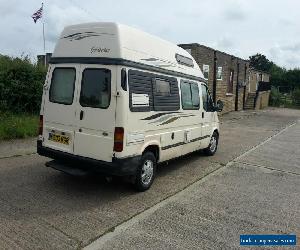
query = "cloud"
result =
(223, 9, 247, 21)
(0, 0, 19, 18)
(278, 18, 294, 27)
(222, 1, 247, 21)
(268, 43, 300, 69)
(280, 43, 300, 52)
(0, 0, 299, 68)
(285, 56, 299, 67)
(41, 3, 96, 52)
(216, 36, 234, 49)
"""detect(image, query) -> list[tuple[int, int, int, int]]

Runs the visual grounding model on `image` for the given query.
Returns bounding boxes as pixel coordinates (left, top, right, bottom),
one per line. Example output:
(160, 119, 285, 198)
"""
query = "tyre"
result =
(204, 131, 218, 156)
(134, 152, 156, 192)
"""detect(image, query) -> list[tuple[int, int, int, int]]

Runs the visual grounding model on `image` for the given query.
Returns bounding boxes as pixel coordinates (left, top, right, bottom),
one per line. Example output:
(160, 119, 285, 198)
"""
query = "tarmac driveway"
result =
(0, 108, 299, 249)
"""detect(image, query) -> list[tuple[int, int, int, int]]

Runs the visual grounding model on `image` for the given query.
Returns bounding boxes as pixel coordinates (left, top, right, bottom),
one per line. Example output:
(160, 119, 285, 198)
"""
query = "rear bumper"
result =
(37, 140, 140, 176)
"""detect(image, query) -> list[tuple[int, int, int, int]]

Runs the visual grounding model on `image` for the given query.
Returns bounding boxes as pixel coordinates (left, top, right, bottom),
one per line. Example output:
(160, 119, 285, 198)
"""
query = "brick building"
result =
(248, 68, 270, 93)
(245, 68, 271, 110)
(37, 53, 52, 67)
(179, 43, 250, 114)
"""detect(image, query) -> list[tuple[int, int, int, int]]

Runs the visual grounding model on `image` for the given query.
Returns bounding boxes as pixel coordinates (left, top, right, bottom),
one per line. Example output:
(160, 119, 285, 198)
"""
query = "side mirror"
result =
(215, 100, 224, 112)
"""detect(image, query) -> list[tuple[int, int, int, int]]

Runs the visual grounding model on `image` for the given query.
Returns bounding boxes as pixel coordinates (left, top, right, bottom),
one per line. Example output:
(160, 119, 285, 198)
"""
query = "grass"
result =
(0, 112, 39, 140)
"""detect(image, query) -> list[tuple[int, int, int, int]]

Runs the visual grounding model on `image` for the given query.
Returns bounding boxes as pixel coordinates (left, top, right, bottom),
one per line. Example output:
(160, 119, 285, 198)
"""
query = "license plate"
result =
(49, 133, 70, 145)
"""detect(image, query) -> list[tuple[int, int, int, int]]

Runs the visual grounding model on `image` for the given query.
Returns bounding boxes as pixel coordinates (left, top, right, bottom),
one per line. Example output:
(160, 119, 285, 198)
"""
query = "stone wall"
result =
(255, 91, 270, 110)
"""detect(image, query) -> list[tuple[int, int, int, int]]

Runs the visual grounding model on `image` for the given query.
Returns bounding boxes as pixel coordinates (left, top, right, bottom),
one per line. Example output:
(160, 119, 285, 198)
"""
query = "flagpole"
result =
(43, 21, 46, 65)
(42, 2, 46, 65)
(43, 23, 45, 54)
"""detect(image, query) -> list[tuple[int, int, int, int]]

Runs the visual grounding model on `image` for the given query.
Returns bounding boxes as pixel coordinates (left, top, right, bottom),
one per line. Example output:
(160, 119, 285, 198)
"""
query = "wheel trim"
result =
(210, 136, 217, 152)
(141, 160, 154, 186)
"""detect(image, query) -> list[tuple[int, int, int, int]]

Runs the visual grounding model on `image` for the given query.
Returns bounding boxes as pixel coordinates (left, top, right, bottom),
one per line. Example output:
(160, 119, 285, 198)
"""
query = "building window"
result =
(180, 81, 200, 110)
(227, 70, 234, 94)
(216, 66, 222, 80)
(203, 65, 209, 80)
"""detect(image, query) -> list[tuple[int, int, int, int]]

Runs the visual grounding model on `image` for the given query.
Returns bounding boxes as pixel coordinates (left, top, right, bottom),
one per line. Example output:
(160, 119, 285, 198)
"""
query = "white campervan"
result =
(37, 22, 223, 191)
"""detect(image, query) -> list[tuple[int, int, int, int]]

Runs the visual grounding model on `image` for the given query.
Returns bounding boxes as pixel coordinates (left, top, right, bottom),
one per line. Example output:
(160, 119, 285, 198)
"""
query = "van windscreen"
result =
(49, 68, 76, 105)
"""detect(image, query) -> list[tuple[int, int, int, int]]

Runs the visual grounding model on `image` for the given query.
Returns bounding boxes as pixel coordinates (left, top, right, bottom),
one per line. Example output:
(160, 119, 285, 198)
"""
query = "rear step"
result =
(46, 160, 89, 176)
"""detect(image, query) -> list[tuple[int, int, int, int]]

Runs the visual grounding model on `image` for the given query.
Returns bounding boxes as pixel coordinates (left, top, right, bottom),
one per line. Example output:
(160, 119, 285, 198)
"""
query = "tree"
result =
(269, 64, 286, 87)
(285, 69, 300, 90)
(249, 53, 300, 90)
(249, 53, 273, 72)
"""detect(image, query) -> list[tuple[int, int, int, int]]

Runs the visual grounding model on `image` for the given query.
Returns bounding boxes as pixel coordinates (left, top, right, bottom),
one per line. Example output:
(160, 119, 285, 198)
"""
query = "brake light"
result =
(114, 127, 124, 152)
(38, 115, 43, 136)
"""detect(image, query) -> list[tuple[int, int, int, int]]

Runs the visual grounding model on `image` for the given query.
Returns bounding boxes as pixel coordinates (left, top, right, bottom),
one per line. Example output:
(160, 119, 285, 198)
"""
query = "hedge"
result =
(0, 55, 47, 114)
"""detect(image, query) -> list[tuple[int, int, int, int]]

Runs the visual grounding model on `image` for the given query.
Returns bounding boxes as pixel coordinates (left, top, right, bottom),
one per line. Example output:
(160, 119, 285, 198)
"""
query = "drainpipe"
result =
(242, 64, 247, 110)
(235, 60, 240, 111)
(212, 51, 217, 104)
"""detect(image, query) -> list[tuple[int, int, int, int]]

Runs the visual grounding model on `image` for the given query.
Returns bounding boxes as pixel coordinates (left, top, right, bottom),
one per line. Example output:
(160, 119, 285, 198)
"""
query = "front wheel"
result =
(134, 152, 156, 192)
(204, 131, 219, 156)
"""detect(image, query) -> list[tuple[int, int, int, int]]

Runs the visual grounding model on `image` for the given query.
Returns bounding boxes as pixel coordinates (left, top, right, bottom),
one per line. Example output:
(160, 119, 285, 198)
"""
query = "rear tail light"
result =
(114, 127, 124, 152)
(38, 115, 43, 136)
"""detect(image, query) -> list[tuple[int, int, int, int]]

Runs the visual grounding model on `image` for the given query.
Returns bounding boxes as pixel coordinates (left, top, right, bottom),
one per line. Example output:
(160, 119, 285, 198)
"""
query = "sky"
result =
(0, 0, 299, 69)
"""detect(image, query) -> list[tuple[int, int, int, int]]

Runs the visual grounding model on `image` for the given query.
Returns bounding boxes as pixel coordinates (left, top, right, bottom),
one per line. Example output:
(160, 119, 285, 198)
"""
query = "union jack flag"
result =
(31, 4, 43, 23)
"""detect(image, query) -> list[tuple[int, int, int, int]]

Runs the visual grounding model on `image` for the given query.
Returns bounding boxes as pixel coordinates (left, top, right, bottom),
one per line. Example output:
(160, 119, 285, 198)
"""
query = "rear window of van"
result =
(49, 68, 76, 105)
(80, 68, 111, 109)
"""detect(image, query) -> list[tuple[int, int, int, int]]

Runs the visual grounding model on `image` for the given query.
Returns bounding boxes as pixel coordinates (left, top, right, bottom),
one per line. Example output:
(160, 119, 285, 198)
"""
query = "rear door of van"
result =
(43, 64, 79, 154)
(43, 64, 116, 163)
(73, 65, 116, 162)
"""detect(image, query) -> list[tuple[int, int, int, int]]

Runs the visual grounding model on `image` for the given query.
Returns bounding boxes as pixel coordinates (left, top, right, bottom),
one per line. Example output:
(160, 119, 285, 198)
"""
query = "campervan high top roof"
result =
(51, 22, 204, 80)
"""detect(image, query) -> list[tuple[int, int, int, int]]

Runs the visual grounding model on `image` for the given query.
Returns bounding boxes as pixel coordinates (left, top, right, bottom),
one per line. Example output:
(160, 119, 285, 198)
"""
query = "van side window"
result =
(155, 79, 170, 96)
(128, 70, 153, 112)
(128, 70, 180, 112)
(191, 83, 200, 108)
(201, 84, 214, 112)
(180, 81, 200, 110)
(49, 68, 76, 105)
(153, 77, 180, 111)
(80, 68, 111, 109)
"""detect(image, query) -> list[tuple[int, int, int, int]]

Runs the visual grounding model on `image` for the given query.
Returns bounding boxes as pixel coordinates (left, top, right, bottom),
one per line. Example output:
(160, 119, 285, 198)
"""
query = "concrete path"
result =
(0, 137, 36, 159)
(0, 108, 299, 249)
(86, 119, 300, 250)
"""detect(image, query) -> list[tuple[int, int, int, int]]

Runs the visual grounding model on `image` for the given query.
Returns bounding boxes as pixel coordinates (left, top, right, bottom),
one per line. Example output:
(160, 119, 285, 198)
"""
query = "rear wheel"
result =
(134, 152, 156, 192)
(204, 131, 218, 156)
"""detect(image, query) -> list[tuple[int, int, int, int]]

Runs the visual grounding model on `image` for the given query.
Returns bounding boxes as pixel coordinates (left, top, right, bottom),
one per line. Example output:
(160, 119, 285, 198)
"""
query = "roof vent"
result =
(175, 54, 194, 67)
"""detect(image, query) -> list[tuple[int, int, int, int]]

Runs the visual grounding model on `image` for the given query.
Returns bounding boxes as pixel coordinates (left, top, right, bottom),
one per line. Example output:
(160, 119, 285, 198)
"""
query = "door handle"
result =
(202, 112, 204, 118)
(80, 110, 84, 120)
